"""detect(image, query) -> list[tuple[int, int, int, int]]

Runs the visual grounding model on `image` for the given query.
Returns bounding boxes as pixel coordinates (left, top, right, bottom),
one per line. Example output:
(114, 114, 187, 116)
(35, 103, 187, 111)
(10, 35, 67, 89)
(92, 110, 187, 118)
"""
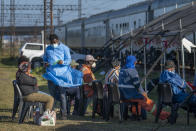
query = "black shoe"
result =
(130, 115, 137, 121)
(168, 114, 178, 124)
(60, 115, 67, 120)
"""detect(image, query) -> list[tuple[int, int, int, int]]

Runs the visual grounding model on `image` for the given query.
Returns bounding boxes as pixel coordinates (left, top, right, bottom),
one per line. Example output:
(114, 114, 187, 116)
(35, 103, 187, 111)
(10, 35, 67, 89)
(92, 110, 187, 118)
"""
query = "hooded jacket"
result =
(159, 70, 186, 95)
(118, 56, 143, 100)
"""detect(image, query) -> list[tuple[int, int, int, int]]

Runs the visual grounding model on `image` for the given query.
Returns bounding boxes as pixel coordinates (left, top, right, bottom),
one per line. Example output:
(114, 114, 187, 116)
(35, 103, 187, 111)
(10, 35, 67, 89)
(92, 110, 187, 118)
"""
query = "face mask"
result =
(169, 70, 175, 74)
(92, 62, 96, 68)
(52, 43, 58, 48)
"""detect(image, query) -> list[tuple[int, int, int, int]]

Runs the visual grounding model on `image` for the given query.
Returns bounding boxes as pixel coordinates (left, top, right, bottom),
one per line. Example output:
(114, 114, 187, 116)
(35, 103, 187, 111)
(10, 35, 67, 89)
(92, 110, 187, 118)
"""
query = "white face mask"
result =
(169, 70, 175, 74)
(92, 62, 96, 68)
(52, 43, 58, 48)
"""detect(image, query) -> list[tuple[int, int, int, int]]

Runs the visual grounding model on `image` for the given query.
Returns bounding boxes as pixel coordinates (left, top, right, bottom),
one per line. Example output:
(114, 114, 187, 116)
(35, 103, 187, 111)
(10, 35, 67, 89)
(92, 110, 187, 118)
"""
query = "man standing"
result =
(81, 55, 97, 115)
(43, 34, 83, 120)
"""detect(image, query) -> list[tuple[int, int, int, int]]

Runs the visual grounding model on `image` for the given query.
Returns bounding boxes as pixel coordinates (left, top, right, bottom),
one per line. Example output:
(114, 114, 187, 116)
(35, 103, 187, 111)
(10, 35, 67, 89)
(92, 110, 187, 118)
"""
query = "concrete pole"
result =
(180, 19, 185, 80)
(144, 38, 147, 91)
(193, 32, 196, 75)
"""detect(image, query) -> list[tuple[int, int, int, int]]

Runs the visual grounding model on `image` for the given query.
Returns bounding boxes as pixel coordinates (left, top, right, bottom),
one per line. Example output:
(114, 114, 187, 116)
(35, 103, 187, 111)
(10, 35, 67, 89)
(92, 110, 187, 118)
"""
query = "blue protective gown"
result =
(159, 70, 196, 104)
(118, 55, 144, 100)
(43, 42, 83, 87)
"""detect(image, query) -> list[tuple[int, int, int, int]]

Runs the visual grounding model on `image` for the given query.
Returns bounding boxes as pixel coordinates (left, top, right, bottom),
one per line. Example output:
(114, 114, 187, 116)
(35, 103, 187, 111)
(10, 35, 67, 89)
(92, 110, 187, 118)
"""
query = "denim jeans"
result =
(83, 96, 92, 115)
(48, 80, 58, 110)
(48, 80, 67, 116)
(66, 87, 80, 115)
(58, 86, 67, 116)
(66, 87, 80, 99)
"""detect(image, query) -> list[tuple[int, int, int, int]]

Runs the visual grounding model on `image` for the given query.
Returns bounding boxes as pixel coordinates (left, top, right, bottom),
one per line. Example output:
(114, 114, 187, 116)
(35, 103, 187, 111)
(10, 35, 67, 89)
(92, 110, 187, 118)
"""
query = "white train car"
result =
(54, 25, 66, 43)
(84, 12, 109, 48)
(66, 19, 83, 48)
(54, 0, 196, 51)
(109, 1, 150, 37)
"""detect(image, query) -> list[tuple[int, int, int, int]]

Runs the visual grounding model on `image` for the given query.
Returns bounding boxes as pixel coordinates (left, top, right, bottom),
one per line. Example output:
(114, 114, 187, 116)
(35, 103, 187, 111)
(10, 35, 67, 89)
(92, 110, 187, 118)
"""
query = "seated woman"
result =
(16, 56, 54, 114)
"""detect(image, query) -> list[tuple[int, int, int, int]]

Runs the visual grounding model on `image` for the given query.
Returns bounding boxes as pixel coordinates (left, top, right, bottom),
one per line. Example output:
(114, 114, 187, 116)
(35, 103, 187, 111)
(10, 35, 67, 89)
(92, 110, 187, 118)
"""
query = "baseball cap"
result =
(85, 55, 97, 61)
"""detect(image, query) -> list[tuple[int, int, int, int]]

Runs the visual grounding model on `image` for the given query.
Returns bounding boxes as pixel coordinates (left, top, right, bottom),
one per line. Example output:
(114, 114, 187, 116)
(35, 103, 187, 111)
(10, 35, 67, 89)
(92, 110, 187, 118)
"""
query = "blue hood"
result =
(125, 55, 137, 69)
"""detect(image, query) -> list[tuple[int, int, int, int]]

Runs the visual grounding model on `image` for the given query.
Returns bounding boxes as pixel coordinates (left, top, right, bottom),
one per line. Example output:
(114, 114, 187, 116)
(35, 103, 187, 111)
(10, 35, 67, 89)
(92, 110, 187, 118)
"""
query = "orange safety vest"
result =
(81, 64, 96, 97)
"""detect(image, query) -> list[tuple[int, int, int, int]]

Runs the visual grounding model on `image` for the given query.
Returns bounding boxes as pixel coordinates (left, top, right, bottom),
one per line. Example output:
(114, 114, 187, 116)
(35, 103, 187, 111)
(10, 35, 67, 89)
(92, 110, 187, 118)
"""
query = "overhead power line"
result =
(4, 4, 79, 10)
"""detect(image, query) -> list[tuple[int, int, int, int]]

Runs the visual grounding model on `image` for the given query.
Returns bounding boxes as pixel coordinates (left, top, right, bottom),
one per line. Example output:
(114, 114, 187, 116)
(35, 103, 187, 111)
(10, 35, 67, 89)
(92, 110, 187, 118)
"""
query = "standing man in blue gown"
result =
(43, 34, 83, 120)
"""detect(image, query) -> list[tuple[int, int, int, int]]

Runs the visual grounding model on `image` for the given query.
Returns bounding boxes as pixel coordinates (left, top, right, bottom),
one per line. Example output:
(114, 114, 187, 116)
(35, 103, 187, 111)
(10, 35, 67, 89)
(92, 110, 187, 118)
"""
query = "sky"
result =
(1, 0, 146, 26)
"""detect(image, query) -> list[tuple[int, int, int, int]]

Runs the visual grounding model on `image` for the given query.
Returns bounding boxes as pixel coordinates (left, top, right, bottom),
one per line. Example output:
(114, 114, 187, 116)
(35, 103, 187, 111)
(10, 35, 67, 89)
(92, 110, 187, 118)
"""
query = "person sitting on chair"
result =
(16, 56, 54, 115)
(105, 59, 120, 86)
(160, 60, 196, 105)
(118, 55, 170, 120)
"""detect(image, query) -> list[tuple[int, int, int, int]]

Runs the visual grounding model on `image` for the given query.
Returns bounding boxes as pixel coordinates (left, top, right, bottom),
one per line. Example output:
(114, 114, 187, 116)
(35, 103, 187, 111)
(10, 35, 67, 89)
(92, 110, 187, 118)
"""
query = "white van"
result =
(20, 43, 86, 69)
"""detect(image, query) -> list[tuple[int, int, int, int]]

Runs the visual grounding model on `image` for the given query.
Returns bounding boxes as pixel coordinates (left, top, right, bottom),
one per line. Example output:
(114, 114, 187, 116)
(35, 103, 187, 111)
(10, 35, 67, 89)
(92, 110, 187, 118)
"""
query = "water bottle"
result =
(34, 108, 40, 125)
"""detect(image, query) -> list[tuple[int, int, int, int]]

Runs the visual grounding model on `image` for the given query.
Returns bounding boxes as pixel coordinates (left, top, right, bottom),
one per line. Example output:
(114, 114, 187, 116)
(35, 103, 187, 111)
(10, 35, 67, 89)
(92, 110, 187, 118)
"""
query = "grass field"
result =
(0, 56, 196, 131)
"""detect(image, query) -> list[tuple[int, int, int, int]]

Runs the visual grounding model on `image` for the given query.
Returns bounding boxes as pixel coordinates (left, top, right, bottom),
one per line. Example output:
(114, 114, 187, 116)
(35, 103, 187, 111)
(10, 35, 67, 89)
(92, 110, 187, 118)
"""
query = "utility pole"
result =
(44, 0, 53, 51)
(50, 0, 53, 33)
(78, 0, 82, 18)
(10, 0, 15, 57)
(57, 9, 64, 25)
(0, 0, 4, 55)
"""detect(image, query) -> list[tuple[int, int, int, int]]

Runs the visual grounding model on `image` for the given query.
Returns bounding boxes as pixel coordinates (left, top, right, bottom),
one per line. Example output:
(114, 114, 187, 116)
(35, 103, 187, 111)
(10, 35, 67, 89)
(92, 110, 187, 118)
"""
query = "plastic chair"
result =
(12, 80, 23, 120)
(12, 80, 44, 124)
(155, 82, 196, 125)
(179, 89, 196, 125)
(104, 83, 139, 122)
(92, 80, 104, 118)
(155, 83, 175, 123)
(66, 90, 79, 115)
(78, 85, 85, 116)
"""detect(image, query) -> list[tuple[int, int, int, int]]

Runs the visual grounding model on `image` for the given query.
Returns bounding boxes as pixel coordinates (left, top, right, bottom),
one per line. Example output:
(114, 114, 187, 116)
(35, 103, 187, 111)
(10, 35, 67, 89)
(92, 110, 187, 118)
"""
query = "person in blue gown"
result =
(43, 34, 83, 119)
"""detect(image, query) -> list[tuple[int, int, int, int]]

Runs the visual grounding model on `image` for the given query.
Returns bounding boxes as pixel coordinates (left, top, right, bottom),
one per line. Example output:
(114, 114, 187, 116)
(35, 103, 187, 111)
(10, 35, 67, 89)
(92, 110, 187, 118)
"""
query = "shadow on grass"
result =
(55, 115, 155, 131)
(1, 57, 18, 67)
(0, 115, 12, 121)
(0, 108, 13, 113)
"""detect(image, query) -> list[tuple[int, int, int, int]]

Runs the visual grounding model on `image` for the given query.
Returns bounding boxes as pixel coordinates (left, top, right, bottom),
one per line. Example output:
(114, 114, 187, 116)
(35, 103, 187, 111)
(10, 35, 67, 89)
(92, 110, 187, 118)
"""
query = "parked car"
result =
(19, 43, 45, 69)
(70, 48, 86, 64)
(19, 43, 86, 69)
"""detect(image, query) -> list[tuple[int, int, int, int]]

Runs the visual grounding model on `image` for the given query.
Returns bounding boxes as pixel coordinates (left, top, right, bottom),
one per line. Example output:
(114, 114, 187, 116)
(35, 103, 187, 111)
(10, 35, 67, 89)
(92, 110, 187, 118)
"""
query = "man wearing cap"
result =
(160, 60, 196, 104)
(81, 55, 97, 115)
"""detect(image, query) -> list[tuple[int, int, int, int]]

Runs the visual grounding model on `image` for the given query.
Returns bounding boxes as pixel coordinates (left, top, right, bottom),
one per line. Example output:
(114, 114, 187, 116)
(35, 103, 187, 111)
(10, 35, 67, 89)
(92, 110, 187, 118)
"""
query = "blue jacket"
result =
(159, 70, 186, 95)
(118, 55, 143, 100)
(43, 42, 83, 87)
